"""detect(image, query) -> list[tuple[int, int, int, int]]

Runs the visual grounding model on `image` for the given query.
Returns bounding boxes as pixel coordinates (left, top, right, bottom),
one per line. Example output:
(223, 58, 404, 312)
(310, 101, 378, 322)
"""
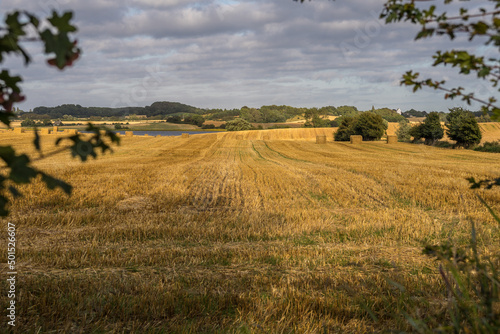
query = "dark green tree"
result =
(446, 108, 482, 148)
(333, 116, 356, 141)
(421, 112, 444, 145)
(352, 112, 388, 141)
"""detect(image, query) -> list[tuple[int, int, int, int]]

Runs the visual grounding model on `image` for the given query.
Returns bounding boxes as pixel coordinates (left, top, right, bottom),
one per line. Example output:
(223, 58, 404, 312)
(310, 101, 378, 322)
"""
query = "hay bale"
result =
(144, 134, 149, 137)
(125, 131, 133, 137)
(40, 128, 50, 135)
(262, 135, 270, 140)
(181, 133, 189, 138)
(156, 135, 161, 138)
(236, 135, 243, 140)
(67, 129, 78, 135)
(350, 135, 363, 144)
(13, 128, 24, 134)
(387, 135, 398, 144)
(316, 135, 327, 144)
(53, 126, 58, 134)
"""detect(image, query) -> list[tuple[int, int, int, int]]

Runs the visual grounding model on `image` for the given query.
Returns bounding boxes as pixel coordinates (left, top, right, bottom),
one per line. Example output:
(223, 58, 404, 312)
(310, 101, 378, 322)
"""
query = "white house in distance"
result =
(396, 108, 402, 115)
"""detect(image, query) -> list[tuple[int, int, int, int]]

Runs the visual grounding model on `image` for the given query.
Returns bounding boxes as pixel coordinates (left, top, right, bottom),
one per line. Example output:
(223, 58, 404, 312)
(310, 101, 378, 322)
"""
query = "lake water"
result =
(81, 130, 218, 137)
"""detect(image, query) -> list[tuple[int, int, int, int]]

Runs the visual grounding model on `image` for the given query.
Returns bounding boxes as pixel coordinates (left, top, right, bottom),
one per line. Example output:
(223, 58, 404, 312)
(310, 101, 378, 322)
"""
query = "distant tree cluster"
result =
(334, 112, 388, 141)
(166, 114, 205, 127)
(20, 119, 52, 127)
(31, 101, 202, 119)
(404, 108, 482, 148)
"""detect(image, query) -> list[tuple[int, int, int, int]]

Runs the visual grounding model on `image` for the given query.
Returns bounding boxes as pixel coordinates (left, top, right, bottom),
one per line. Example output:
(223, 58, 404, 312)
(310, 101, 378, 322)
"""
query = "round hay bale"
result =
(350, 135, 363, 144)
(316, 135, 327, 144)
(387, 135, 398, 144)
(181, 133, 190, 138)
(125, 131, 134, 137)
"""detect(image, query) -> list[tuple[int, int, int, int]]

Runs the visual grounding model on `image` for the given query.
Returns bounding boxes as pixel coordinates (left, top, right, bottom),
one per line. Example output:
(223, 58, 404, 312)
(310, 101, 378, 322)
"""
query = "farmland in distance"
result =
(1, 128, 499, 332)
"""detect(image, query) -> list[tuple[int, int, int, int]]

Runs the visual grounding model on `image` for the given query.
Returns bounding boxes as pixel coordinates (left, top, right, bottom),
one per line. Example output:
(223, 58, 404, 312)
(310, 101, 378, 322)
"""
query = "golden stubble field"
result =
(0, 128, 499, 333)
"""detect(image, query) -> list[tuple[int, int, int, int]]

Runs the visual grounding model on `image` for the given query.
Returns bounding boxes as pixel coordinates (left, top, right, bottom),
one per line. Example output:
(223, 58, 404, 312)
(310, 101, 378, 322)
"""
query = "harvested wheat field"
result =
(1, 130, 500, 333)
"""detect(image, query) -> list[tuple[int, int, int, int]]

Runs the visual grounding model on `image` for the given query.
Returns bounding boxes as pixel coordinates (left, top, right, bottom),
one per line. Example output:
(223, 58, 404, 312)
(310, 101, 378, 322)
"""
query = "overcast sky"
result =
(1, 0, 497, 112)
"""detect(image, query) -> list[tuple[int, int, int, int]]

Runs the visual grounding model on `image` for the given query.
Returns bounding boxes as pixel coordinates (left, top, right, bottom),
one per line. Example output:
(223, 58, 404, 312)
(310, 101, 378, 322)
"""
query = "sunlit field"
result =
(1, 128, 500, 333)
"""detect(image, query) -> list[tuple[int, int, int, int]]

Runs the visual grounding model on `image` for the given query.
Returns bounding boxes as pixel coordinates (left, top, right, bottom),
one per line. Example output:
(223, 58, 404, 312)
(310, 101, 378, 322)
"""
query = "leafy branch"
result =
(0, 10, 119, 217)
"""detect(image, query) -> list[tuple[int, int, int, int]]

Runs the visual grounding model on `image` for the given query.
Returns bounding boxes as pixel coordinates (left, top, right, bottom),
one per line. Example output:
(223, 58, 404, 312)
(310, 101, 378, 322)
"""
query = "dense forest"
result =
(19, 101, 490, 124)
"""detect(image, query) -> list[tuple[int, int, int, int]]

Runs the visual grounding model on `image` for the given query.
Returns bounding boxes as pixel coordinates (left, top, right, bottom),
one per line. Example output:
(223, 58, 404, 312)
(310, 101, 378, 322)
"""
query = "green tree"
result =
(333, 116, 356, 141)
(0, 10, 119, 216)
(352, 112, 387, 141)
(225, 118, 255, 131)
(395, 119, 412, 142)
(446, 107, 482, 148)
(421, 112, 444, 145)
(20, 119, 36, 127)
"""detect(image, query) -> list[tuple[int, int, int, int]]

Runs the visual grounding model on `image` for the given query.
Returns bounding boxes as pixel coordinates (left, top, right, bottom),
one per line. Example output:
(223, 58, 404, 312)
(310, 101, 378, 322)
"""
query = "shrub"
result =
(474, 141, 500, 153)
(225, 118, 254, 131)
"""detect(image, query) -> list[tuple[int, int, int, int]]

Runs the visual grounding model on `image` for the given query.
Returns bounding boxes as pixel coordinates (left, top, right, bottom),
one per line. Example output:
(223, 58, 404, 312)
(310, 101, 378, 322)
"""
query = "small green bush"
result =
(474, 141, 500, 153)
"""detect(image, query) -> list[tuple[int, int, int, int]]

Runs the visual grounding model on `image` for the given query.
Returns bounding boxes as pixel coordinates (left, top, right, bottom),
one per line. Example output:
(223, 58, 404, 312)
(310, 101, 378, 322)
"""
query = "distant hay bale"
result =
(316, 135, 327, 144)
(182, 133, 189, 138)
(67, 129, 78, 135)
(53, 126, 58, 134)
(156, 135, 161, 138)
(13, 128, 23, 134)
(262, 135, 270, 140)
(40, 128, 50, 135)
(387, 135, 398, 144)
(125, 131, 133, 137)
(236, 135, 243, 140)
(350, 135, 363, 144)
(144, 134, 149, 137)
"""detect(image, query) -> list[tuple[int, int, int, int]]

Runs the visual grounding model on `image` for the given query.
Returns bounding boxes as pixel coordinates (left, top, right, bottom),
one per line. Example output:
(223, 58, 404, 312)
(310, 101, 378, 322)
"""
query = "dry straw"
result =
(316, 135, 327, 144)
(67, 129, 78, 135)
(182, 133, 190, 138)
(350, 135, 362, 144)
(236, 135, 243, 140)
(125, 131, 133, 137)
(262, 135, 270, 140)
(40, 128, 50, 135)
(53, 126, 58, 134)
(387, 135, 397, 144)
(13, 128, 23, 134)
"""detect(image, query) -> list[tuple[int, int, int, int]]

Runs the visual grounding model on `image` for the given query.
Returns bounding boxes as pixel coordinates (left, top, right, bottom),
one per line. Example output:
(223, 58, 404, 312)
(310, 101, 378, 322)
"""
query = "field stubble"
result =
(0, 129, 499, 333)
